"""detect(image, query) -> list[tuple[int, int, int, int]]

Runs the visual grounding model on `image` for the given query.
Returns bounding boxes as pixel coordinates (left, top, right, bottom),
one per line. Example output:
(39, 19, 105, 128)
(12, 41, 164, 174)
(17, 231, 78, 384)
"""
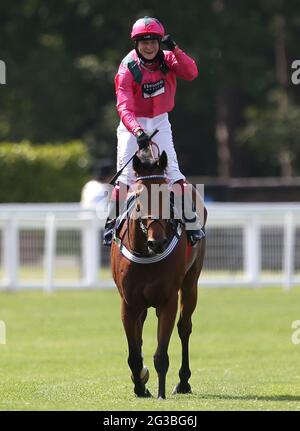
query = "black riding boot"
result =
(103, 182, 129, 247)
(185, 225, 206, 246)
(103, 219, 116, 247)
(103, 200, 118, 247)
(183, 212, 205, 246)
(182, 187, 205, 246)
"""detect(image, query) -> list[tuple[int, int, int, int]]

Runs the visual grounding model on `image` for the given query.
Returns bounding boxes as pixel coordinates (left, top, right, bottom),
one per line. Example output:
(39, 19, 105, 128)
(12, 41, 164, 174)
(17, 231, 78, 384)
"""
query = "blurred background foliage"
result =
(0, 141, 89, 202)
(1, 0, 300, 188)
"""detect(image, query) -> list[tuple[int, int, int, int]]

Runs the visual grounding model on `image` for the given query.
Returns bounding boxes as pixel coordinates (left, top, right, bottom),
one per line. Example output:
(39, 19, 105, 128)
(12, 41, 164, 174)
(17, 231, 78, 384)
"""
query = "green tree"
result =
(238, 90, 300, 177)
(1, 0, 300, 178)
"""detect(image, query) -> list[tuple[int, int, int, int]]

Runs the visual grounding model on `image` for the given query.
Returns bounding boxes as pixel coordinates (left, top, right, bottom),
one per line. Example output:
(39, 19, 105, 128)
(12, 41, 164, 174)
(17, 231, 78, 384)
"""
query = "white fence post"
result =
(283, 211, 295, 291)
(44, 214, 56, 293)
(244, 215, 261, 287)
(3, 217, 19, 290)
(82, 213, 99, 287)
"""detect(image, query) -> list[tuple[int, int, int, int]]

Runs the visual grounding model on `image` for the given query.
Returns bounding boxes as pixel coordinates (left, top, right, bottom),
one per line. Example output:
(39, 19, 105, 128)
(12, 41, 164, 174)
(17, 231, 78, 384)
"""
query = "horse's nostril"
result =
(147, 238, 167, 253)
(147, 240, 155, 249)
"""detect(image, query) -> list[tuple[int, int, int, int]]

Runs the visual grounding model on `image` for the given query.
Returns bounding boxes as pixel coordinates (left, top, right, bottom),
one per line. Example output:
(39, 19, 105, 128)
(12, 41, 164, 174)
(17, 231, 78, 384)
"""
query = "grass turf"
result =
(0, 287, 300, 411)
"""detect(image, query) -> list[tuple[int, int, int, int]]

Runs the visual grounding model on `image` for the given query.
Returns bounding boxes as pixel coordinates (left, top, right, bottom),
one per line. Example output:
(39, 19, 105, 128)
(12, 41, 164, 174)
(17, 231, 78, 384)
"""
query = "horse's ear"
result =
(132, 153, 142, 175)
(158, 150, 168, 170)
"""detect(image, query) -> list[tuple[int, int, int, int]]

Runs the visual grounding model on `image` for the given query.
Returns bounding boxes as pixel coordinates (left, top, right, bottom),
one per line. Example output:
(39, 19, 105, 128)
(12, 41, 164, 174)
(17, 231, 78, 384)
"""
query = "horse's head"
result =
(132, 148, 169, 254)
(132, 147, 168, 177)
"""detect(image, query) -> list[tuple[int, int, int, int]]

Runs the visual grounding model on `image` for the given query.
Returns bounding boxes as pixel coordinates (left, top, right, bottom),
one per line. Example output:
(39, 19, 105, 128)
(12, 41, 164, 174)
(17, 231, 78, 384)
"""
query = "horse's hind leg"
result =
(173, 245, 204, 395)
(121, 300, 151, 398)
(173, 279, 197, 394)
(154, 293, 178, 399)
(173, 240, 205, 395)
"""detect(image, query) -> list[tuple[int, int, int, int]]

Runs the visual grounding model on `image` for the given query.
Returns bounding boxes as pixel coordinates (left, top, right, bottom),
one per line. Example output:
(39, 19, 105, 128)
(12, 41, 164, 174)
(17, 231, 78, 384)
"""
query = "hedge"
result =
(0, 141, 90, 202)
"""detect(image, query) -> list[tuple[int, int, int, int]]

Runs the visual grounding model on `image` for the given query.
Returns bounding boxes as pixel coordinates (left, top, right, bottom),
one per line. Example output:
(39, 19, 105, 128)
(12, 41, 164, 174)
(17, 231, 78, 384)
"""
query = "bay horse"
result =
(110, 145, 206, 399)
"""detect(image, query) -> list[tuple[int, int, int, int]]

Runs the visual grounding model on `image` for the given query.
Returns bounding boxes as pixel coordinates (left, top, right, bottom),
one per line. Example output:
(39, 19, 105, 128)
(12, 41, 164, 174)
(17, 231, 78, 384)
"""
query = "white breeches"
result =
(116, 113, 185, 186)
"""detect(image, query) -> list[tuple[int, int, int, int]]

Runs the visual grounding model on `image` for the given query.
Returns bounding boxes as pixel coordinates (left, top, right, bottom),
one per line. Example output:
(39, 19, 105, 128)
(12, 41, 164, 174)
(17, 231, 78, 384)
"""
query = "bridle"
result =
(113, 173, 183, 264)
(138, 216, 166, 238)
(128, 174, 168, 250)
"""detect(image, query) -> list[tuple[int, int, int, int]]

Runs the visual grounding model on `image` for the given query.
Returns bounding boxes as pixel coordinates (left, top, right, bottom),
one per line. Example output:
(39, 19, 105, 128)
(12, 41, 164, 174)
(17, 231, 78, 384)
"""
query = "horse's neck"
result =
(128, 218, 146, 254)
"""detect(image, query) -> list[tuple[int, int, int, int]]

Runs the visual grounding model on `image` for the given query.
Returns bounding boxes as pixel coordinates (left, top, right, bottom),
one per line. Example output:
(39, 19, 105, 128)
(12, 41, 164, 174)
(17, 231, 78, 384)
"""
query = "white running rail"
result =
(0, 203, 300, 291)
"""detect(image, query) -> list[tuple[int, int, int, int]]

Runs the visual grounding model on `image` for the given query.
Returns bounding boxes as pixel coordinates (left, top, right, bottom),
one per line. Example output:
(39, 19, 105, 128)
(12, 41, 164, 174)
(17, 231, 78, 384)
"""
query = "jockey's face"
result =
(137, 39, 160, 60)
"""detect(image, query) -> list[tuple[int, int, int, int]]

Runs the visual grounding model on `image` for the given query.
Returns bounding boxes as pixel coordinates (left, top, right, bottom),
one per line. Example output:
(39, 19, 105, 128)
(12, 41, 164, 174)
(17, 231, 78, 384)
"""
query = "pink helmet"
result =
(131, 16, 165, 40)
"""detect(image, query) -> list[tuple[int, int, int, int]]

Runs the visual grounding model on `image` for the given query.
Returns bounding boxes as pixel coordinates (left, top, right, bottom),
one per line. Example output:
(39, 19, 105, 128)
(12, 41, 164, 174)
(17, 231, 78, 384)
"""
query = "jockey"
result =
(103, 16, 205, 246)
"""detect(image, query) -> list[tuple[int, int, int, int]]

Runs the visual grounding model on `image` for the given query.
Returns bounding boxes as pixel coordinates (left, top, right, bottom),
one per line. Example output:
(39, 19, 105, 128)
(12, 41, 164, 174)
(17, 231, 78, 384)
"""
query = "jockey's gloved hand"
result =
(161, 34, 177, 51)
(136, 130, 151, 149)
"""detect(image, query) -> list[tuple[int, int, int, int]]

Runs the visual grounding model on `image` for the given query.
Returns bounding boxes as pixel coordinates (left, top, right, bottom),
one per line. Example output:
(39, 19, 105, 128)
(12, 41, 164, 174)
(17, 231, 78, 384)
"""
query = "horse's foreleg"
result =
(137, 309, 147, 354)
(173, 279, 198, 395)
(121, 300, 151, 398)
(154, 294, 178, 399)
(136, 309, 149, 382)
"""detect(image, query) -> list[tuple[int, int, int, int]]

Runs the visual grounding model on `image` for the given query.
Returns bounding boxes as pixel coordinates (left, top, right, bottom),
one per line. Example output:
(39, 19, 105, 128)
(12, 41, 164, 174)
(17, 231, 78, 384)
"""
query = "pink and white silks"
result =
(115, 47, 198, 185)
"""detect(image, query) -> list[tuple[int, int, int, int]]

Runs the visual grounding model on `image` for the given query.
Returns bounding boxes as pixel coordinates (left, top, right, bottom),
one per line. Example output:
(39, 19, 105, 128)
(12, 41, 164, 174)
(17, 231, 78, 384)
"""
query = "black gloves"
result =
(161, 34, 177, 51)
(156, 50, 169, 74)
(136, 131, 151, 149)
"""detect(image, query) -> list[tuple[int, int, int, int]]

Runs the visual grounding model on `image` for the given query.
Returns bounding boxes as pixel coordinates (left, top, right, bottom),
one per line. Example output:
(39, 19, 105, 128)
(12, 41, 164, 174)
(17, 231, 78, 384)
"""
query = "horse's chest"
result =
(122, 274, 173, 308)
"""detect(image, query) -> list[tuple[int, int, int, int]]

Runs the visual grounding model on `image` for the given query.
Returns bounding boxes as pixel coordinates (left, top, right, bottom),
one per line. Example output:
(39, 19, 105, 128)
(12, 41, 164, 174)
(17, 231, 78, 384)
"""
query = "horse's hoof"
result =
(144, 388, 152, 398)
(172, 382, 192, 394)
(131, 366, 149, 385)
(158, 396, 166, 401)
(135, 388, 152, 398)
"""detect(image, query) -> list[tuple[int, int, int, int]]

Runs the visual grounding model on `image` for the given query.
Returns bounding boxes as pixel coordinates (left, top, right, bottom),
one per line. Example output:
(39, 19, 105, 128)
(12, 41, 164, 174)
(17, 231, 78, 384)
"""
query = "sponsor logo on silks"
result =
(142, 79, 165, 98)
